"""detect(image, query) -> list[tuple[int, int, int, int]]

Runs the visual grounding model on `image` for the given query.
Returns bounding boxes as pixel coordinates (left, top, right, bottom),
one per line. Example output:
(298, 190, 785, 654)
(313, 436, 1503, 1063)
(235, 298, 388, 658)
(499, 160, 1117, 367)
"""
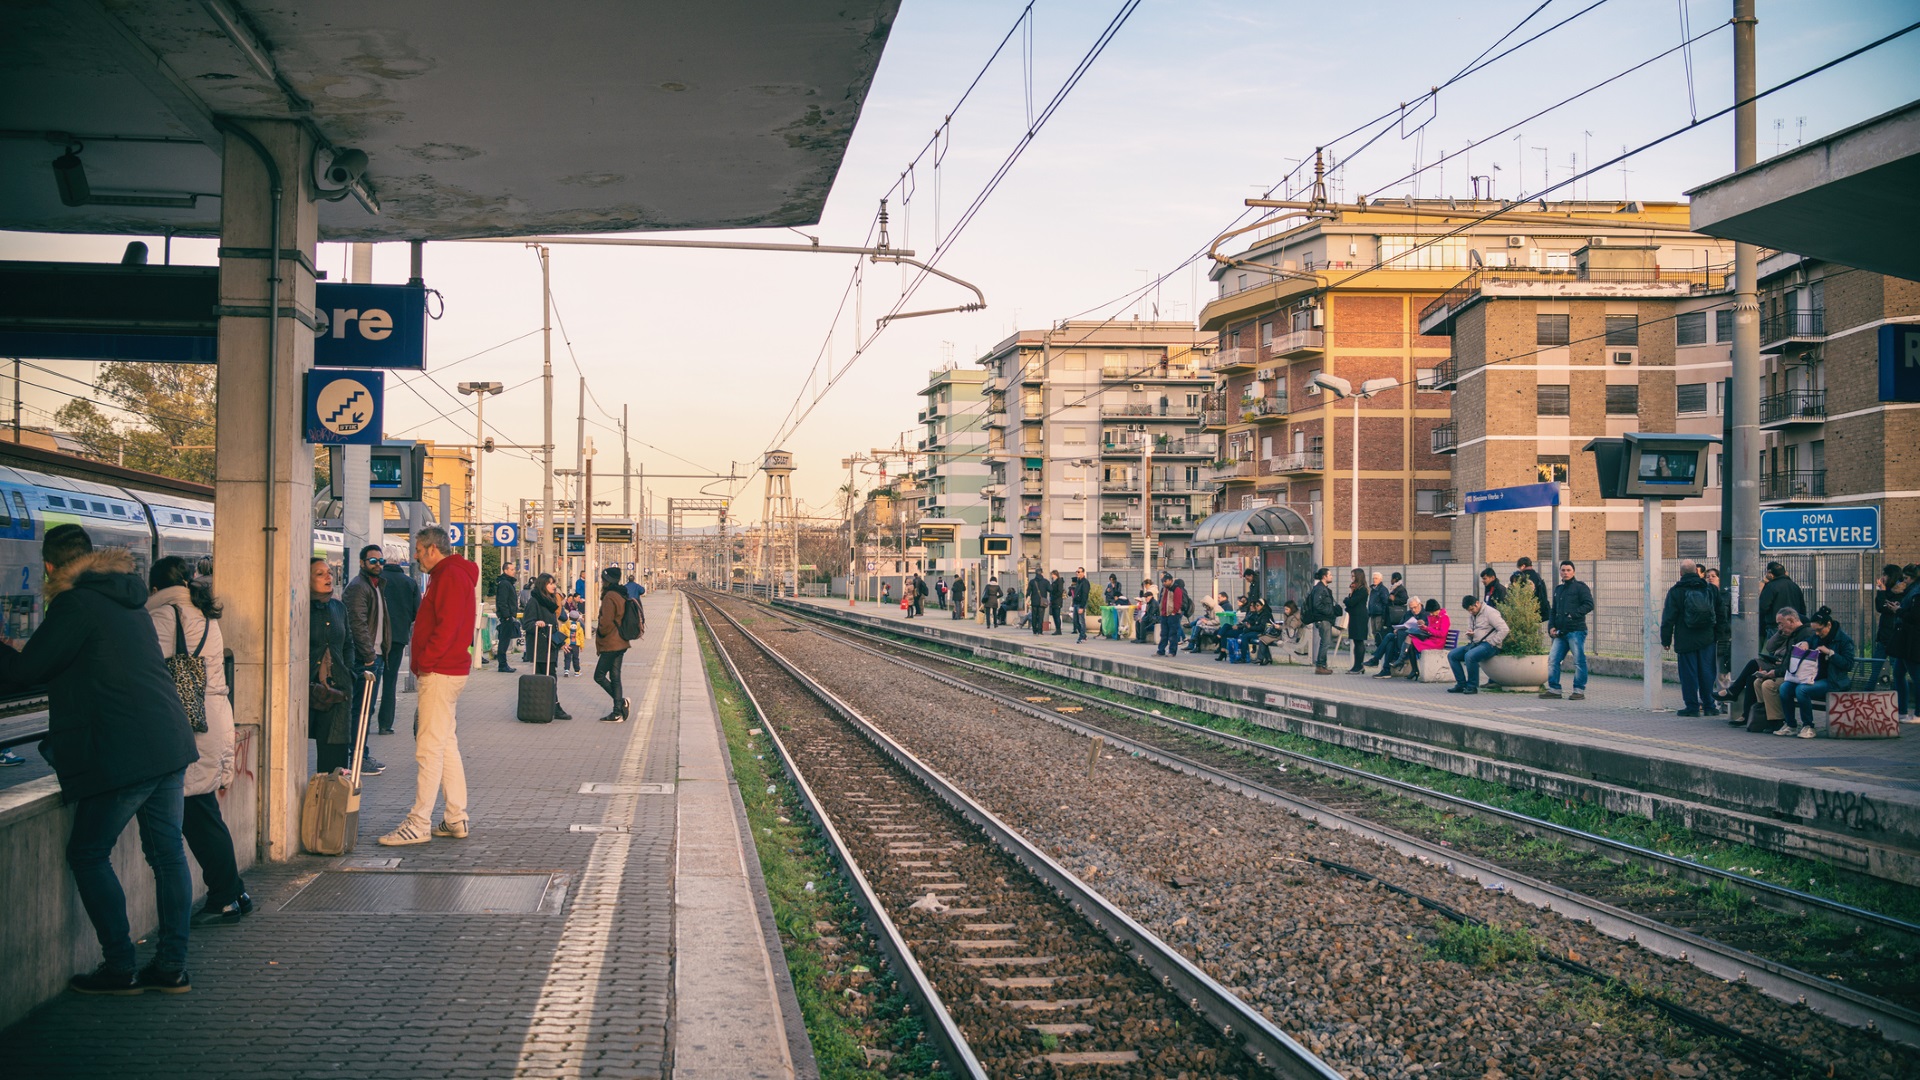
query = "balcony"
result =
(979, 483, 1005, 499)
(1100, 479, 1208, 494)
(1428, 488, 1460, 517)
(1760, 308, 1824, 352)
(1431, 423, 1457, 455)
(1199, 391, 1231, 431)
(1100, 402, 1202, 420)
(1020, 478, 1044, 495)
(1102, 438, 1213, 457)
(1430, 357, 1458, 391)
(1209, 458, 1256, 482)
(1760, 389, 1826, 427)
(1240, 395, 1288, 423)
(983, 409, 1008, 429)
(1150, 518, 1196, 534)
(1019, 518, 1043, 534)
(1270, 450, 1324, 475)
(981, 441, 1011, 462)
(1210, 346, 1258, 374)
(1270, 327, 1324, 359)
(1762, 469, 1826, 503)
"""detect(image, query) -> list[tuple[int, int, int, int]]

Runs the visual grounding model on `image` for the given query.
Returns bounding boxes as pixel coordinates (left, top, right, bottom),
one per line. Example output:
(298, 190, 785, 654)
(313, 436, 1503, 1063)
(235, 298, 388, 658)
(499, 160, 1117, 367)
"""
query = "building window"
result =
(1604, 315, 1639, 346)
(1536, 314, 1570, 346)
(1063, 352, 1086, 370)
(1414, 489, 1446, 515)
(1416, 367, 1438, 389)
(1537, 384, 1571, 416)
(1429, 548, 1454, 564)
(1676, 383, 1707, 414)
(1676, 531, 1709, 559)
(1605, 530, 1640, 559)
(1261, 323, 1274, 345)
(1676, 311, 1707, 345)
(1605, 384, 1639, 415)
(1063, 501, 1084, 520)
(1535, 531, 1570, 566)
(1230, 329, 1241, 348)
(1715, 308, 1733, 342)
(1064, 427, 1086, 444)
(1536, 456, 1569, 483)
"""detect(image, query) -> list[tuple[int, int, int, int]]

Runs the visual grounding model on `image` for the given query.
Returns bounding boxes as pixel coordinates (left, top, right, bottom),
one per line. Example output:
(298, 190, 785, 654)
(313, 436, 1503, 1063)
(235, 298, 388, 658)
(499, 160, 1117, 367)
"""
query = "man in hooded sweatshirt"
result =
(0, 523, 198, 994)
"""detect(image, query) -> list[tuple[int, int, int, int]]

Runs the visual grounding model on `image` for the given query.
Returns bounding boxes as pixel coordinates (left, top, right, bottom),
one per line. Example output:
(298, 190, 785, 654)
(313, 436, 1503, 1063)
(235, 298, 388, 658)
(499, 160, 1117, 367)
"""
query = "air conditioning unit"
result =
(1311, 306, 1325, 328)
(1506, 235, 1526, 247)
(1611, 349, 1637, 365)
(1588, 236, 1606, 247)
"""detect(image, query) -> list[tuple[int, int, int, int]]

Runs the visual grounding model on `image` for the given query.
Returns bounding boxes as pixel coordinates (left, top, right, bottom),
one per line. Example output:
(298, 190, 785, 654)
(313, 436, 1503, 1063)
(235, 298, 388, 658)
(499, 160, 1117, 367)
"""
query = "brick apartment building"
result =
(1199, 199, 1719, 567)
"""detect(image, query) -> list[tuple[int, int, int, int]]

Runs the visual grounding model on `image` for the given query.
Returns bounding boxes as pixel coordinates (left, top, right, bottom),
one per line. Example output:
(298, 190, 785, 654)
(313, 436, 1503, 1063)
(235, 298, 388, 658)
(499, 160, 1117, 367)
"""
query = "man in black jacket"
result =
(377, 562, 421, 735)
(1070, 568, 1091, 643)
(1048, 571, 1066, 636)
(493, 570, 520, 672)
(1757, 562, 1807, 650)
(340, 546, 390, 772)
(1513, 557, 1549, 614)
(0, 524, 198, 994)
(1541, 559, 1595, 701)
(1304, 567, 1338, 674)
(1026, 571, 1049, 634)
(1662, 559, 1727, 717)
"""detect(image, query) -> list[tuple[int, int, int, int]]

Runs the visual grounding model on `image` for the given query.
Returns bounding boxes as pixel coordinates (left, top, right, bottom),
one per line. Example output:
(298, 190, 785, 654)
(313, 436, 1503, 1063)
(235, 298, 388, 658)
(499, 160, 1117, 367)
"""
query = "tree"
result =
(54, 362, 217, 484)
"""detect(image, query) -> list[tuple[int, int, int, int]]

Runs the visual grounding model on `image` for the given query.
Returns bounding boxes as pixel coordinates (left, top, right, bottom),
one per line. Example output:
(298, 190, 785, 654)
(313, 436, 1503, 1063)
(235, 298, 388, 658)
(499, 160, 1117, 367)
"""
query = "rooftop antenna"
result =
(1795, 116, 1806, 146)
(1772, 117, 1785, 155)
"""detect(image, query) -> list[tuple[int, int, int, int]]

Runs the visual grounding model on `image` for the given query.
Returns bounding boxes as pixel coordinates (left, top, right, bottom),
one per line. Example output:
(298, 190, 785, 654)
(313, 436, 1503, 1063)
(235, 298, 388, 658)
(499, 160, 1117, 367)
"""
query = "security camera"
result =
(312, 147, 368, 195)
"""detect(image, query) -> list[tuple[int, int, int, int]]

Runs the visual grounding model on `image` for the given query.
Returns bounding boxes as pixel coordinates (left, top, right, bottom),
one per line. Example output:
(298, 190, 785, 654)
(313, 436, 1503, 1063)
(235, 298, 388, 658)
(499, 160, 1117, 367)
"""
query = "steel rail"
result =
(780, 598, 1920, 937)
(701, 592, 1341, 1080)
(688, 597, 987, 1080)
(770, 597, 1920, 1049)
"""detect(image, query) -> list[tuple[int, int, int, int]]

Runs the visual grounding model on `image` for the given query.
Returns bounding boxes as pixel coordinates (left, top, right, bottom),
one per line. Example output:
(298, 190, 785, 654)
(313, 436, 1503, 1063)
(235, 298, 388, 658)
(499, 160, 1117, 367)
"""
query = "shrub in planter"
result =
(1486, 579, 1549, 688)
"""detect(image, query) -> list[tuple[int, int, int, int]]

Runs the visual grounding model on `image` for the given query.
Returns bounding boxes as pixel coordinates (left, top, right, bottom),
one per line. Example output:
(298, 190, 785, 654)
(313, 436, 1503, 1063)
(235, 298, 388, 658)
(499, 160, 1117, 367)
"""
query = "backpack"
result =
(1682, 586, 1715, 631)
(615, 590, 643, 640)
(165, 605, 210, 734)
(1181, 589, 1194, 617)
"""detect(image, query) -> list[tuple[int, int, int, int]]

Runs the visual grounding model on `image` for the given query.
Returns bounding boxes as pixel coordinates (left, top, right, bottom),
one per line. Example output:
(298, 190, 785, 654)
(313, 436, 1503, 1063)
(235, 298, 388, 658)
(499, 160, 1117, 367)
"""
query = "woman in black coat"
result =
(309, 557, 356, 774)
(1342, 570, 1372, 673)
(525, 574, 573, 720)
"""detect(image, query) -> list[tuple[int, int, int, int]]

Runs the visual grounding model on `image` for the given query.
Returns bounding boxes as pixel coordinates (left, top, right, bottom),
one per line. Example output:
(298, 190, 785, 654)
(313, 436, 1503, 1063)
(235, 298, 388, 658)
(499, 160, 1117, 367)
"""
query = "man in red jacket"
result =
(380, 526, 479, 846)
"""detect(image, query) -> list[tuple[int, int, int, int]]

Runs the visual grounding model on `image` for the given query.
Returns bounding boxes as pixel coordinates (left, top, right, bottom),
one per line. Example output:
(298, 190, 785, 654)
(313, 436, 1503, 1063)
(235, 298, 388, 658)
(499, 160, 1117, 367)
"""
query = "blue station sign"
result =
(1760, 506, 1881, 551)
(1461, 482, 1560, 515)
(303, 370, 384, 445)
(313, 283, 428, 370)
(1880, 323, 1920, 402)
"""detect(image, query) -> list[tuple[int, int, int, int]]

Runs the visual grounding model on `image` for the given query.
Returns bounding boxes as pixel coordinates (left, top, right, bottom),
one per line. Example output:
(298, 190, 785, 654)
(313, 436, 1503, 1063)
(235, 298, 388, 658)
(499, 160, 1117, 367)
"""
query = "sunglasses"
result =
(365, 558, 385, 565)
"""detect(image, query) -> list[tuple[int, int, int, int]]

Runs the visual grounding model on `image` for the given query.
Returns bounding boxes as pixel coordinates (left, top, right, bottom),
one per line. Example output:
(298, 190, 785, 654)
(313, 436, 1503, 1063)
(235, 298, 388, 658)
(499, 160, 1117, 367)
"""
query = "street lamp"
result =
(1309, 373, 1397, 572)
(1073, 457, 1097, 581)
(457, 380, 505, 669)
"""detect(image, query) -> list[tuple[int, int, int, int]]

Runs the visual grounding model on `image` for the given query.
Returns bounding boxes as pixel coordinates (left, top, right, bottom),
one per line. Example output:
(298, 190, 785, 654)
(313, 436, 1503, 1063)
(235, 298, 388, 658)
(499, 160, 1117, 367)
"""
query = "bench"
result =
(1414, 629, 1462, 682)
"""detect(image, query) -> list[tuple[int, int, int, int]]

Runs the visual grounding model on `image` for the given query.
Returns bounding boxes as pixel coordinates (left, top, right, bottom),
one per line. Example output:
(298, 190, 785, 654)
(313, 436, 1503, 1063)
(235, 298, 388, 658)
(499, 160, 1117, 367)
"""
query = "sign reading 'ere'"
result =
(313, 283, 429, 370)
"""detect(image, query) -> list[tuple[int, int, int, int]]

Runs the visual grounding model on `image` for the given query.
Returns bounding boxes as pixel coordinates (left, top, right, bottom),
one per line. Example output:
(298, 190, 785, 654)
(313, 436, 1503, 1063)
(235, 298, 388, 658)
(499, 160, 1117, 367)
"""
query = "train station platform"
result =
(785, 595, 1920, 886)
(3, 593, 809, 1079)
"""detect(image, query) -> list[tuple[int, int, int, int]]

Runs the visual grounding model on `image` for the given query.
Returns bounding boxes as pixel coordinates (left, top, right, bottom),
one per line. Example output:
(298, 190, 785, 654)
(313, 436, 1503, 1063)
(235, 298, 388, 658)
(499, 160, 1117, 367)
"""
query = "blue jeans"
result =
(1780, 678, 1831, 728)
(68, 768, 191, 972)
(1677, 647, 1716, 711)
(1893, 657, 1917, 716)
(1157, 614, 1183, 654)
(1448, 641, 1499, 687)
(1547, 630, 1587, 691)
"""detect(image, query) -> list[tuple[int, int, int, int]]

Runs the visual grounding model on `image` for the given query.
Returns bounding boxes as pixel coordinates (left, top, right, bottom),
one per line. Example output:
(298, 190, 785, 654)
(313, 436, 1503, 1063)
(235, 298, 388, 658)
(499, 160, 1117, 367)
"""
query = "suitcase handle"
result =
(347, 670, 376, 791)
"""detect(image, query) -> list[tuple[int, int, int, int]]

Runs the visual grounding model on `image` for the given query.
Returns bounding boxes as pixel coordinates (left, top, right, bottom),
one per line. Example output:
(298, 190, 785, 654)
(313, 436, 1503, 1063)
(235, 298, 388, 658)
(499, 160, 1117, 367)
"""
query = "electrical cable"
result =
(19, 362, 215, 431)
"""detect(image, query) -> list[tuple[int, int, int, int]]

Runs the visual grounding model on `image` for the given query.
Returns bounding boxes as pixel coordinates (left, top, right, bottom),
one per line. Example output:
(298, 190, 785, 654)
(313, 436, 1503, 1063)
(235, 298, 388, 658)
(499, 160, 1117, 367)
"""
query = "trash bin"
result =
(1101, 607, 1119, 639)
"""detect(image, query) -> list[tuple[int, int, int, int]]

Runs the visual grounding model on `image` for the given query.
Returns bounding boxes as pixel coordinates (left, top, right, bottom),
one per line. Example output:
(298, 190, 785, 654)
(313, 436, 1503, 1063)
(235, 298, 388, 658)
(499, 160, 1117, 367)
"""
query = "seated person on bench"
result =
(1218, 597, 1273, 660)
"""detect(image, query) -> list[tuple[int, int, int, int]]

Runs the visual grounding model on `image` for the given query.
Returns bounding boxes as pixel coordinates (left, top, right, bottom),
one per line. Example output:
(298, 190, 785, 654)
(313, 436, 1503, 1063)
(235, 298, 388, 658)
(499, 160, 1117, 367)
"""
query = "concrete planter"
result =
(1484, 653, 1550, 689)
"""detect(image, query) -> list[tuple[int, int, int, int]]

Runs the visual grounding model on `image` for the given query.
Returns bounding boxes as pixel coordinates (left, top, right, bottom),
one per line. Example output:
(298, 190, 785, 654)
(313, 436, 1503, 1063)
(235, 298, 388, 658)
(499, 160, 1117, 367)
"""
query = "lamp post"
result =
(457, 380, 505, 670)
(1074, 457, 1096, 578)
(1309, 373, 1397, 572)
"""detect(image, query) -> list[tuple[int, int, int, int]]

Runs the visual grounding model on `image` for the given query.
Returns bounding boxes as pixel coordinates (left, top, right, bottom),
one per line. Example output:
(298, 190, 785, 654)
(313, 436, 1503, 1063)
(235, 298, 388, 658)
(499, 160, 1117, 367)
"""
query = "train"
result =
(0, 458, 411, 641)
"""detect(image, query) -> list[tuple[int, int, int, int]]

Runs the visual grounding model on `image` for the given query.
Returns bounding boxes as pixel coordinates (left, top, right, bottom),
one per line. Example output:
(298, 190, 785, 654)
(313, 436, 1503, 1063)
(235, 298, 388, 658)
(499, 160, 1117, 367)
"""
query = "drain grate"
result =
(281, 870, 564, 914)
(579, 782, 673, 795)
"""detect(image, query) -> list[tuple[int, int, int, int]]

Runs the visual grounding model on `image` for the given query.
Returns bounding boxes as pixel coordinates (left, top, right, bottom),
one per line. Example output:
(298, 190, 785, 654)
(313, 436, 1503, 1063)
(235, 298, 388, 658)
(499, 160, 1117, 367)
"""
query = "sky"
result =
(3, 0, 1917, 525)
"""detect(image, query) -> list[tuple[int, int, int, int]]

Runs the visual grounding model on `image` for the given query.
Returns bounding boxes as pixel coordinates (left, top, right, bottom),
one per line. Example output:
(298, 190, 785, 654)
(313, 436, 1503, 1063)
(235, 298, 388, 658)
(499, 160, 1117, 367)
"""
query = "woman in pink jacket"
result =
(1402, 599, 1452, 680)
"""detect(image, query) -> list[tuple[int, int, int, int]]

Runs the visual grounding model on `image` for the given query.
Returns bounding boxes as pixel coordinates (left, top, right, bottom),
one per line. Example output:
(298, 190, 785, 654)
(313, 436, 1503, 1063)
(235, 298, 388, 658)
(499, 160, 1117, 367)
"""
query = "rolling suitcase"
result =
(301, 671, 376, 855)
(518, 623, 559, 723)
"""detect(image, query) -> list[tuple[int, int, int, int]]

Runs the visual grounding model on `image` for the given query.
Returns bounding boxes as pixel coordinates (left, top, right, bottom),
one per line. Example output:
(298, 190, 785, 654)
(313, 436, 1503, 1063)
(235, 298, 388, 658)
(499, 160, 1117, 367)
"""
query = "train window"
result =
(45, 496, 65, 507)
(111, 505, 127, 516)
(4, 596, 34, 640)
(90, 502, 107, 513)
(0, 495, 11, 528)
(170, 514, 183, 523)
(12, 492, 28, 523)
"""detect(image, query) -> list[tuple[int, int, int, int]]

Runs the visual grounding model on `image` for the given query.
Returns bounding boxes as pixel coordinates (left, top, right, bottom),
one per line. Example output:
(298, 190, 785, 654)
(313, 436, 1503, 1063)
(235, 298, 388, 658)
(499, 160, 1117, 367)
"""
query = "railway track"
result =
(690, 593, 1335, 1079)
(768, 594, 1920, 1051)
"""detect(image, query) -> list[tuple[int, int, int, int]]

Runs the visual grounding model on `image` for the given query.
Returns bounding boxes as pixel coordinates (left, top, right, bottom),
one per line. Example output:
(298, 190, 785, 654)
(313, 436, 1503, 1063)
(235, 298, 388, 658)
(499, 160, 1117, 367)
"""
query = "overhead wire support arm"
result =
(867, 254, 986, 328)
(461, 236, 914, 258)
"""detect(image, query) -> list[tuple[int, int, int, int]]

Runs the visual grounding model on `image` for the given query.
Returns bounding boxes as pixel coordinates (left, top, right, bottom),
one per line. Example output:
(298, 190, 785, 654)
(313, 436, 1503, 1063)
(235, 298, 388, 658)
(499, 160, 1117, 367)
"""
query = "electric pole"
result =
(539, 244, 556, 579)
(1729, 0, 1761, 671)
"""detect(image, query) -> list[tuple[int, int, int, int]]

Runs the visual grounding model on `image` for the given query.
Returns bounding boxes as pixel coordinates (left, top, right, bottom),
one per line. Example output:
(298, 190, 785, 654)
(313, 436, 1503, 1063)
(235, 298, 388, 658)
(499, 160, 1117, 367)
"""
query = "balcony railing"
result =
(1270, 327, 1324, 359)
(1210, 346, 1258, 374)
(1761, 308, 1824, 345)
(1020, 478, 1044, 495)
(1100, 402, 1202, 419)
(1099, 479, 1209, 494)
(1760, 389, 1826, 425)
(1101, 438, 1213, 457)
(1240, 395, 1288, 421)
(1431, 423, 1457, 455)
(1762, 469, 1826, 502)
(1270, 450, 1324, 474)
(1019, 518, 1042, 533)
(1420, 264, 1729, 332)
(1428, 488, 1460, 517)
(1430, 357, 1457, 390)
(1209, 458, 1256, 481)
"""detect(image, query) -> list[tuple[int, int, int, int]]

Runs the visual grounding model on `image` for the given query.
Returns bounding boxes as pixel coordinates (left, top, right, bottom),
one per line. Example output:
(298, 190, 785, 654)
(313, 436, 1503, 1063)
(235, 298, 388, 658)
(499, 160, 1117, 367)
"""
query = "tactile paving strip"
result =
(280, 870, 562, 914)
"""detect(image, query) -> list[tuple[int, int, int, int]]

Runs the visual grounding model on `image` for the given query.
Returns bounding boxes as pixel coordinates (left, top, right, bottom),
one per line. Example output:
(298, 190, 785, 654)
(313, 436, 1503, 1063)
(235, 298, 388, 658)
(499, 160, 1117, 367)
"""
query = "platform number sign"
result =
(445, 523, 465, 547)
(491, 523, 519, 547)
(303, 370, 384, 445)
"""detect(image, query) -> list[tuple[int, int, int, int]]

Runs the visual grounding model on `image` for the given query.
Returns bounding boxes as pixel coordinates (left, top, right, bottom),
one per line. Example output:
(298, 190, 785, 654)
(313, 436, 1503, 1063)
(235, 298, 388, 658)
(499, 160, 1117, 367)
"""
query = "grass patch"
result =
(695, 619, 940, 1079)
(1431, 919, 1541, 969)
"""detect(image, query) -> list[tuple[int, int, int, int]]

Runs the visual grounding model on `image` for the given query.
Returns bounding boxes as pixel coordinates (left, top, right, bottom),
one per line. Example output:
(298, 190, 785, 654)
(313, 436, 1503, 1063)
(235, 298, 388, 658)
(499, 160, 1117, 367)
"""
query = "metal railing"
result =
(1270, 327, 1324, 357)
(1760, 389, 1826, 424)
(1269, 450, 1324, 473)
(1761, 308, 1824, 342)
(1762, 470, 1826, 501)
(1431, 423, 1457, 454)
(1100, 402, 1202, 419)
(1421, 264, 1727, 326)
(1209, 458, 1256, 480)
(1209, 346, 1258, 372)
(1103, 439, 1211, 456)
(1240, 395, 1288, 420)
(1430, 357, 1457, 390)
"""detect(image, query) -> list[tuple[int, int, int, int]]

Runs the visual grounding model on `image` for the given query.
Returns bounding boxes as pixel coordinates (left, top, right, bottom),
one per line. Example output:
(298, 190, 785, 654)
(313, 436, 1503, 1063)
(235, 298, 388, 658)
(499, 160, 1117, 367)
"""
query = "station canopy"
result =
(1, 0, 900, 240)
(1189, 505, 1314, 548)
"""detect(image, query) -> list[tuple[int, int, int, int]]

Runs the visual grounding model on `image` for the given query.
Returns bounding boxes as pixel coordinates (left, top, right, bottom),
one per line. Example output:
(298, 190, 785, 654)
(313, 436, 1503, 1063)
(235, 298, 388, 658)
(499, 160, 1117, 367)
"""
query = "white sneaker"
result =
(377, 819, 432, 846)
(1796, 725, 1816, 739)
(432, 819, 469, 839)
(1772, 725, 1795, 736)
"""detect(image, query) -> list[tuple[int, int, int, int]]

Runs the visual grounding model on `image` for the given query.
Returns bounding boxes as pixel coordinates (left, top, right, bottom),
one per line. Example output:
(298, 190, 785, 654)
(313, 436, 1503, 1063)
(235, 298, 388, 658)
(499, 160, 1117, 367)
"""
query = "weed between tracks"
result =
(695, 619, 938, 1079)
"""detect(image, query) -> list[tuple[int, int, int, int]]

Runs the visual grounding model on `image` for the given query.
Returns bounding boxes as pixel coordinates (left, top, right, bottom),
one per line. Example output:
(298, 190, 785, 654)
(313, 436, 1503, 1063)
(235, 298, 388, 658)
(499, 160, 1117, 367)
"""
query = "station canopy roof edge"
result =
(1, 1, 901, 241)
(1190, 505, 1314, 548)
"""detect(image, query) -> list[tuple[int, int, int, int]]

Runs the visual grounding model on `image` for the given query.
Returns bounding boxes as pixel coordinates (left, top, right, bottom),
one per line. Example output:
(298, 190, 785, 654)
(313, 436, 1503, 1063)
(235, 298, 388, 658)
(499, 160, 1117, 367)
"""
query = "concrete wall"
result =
(0, 725, 259, 1030)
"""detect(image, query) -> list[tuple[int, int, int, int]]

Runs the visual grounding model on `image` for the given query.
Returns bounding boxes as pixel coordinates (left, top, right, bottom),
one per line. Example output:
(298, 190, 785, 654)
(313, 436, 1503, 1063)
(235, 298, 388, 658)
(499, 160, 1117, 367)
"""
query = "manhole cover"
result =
(580, 782, 673, 795)
(281, 871, 564, 914)
(570, 823, 630, 833)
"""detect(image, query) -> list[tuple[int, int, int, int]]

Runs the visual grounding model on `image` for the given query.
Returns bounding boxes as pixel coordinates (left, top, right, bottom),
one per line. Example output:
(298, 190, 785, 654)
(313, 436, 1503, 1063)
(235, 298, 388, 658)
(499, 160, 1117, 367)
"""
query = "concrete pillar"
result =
(213, 119, 320, 862)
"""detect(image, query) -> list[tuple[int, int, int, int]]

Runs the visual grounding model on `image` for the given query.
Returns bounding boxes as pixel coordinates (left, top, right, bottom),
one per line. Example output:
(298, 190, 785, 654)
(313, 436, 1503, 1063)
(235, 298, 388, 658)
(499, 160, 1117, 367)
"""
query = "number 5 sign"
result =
(491, 523, 519, 547)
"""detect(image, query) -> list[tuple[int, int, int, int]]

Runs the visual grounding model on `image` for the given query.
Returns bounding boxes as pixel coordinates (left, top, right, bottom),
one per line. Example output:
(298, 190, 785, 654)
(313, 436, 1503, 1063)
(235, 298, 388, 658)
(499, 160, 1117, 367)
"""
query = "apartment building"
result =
(914, 365, 991, 573)
(1418, 241, 1733, 563)
(1754, 254, 1920, 541)
(977, 320, 1216, 585)
(1201, 198, 1727, 566)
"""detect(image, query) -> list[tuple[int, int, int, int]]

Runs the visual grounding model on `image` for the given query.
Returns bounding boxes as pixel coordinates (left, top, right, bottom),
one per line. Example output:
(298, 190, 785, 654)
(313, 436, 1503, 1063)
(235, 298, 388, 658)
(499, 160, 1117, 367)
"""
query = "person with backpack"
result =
(1661, 559, 1726, 717)
(1026, 570, 1049, 635)
(1070, 568, 1090, 643)
(1155, 576, 1187, 657)
(1048, 571, 1066, 637)
(1304, 567, 1339, 675)
(0, 525, 199, 994)
(491, 569, 520, 673)
(596, 567, 640, 723)
(147, 556, 250, 926)
(935, 576, 948, 610)
(950, 574, 966, 620)
(981, 578, 1002, 627)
